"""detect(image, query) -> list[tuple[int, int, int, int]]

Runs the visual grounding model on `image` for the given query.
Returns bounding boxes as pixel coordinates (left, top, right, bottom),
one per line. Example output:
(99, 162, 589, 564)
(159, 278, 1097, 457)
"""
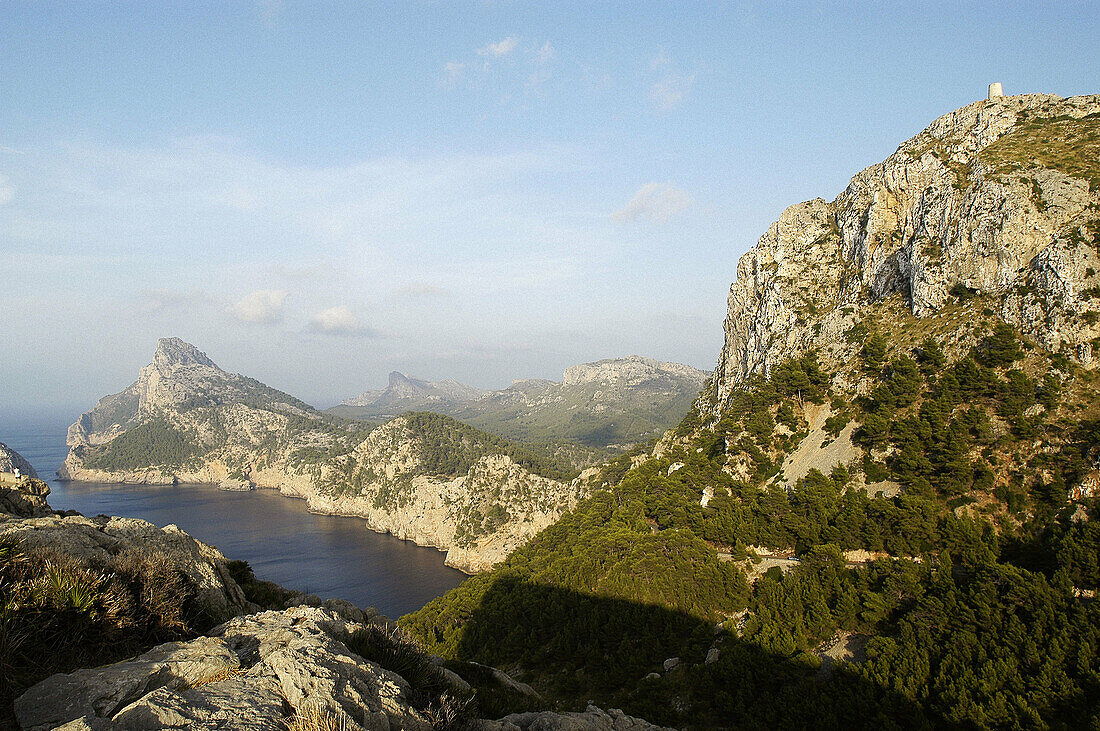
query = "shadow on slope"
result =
(408, 574, 937, 730)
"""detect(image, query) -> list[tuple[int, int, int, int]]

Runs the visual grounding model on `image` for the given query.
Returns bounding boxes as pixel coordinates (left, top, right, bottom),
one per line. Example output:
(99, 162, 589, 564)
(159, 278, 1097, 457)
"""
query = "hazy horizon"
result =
(2, 1, 1097, 420)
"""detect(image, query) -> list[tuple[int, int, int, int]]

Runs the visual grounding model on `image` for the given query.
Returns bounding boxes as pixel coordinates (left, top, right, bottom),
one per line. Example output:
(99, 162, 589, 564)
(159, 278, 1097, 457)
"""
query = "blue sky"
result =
(1, 1, 1097, 424)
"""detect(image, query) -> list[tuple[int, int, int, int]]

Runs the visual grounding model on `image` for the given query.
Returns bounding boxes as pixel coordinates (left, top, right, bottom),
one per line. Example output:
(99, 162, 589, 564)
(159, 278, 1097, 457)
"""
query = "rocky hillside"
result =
(0, 444, 37, 480)
(403, 93, 1100, 728)
(0, 444, 48, 518)
(62, 339, 587, 572)
(2, 460, 664, 730)
(333, 356, 709, 450)
(713, 92, 1100, 403)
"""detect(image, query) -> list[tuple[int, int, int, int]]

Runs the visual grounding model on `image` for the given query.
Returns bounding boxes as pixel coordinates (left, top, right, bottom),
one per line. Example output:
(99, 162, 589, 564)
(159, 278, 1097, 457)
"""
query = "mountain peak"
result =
(153, 338, 218, 369)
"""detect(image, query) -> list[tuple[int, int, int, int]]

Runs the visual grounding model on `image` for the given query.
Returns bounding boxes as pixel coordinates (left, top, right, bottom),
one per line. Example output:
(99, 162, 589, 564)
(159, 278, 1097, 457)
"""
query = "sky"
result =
(1, 1, 1097, 426)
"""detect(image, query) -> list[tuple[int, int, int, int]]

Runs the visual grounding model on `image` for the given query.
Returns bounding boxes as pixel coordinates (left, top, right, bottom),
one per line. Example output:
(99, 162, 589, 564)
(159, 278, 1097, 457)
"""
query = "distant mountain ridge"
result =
(330, 355, 709, 449)
(339, 371, 487, 413)
(61, 338, 588, 572)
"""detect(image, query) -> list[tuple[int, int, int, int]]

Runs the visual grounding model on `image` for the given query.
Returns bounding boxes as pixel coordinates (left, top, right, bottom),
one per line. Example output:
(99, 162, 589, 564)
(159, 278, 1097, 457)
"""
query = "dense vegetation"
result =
(404, 314, 1100, 728)
(83, 416, 202, 471)
(400, 412, 581, 482)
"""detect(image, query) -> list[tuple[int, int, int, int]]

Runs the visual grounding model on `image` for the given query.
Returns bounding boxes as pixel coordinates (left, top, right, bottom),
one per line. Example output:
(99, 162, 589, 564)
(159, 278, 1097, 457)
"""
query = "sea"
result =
(1, 425, 466, 619)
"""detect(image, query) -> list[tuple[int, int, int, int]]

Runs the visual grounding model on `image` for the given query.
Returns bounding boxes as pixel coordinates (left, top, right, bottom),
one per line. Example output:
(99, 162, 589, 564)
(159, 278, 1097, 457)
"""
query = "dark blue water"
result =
(2, 428, 466, 619)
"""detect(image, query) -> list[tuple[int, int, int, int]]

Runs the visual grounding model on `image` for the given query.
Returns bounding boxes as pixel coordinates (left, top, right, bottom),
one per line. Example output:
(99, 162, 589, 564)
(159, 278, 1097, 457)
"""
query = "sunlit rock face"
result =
(713, 93, 1100, 407)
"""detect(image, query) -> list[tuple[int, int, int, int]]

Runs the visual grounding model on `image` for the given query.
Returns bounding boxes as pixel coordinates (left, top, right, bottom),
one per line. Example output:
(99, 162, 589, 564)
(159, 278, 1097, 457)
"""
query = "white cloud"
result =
(533, 41, 555, 65)
(650, 73, 696, 111)
(477, 36, 519, 58)
(526, 41, 556, 92)
(611, 183, 692, 225)
(227, 289, 287, 324)
(309, 305, 374, 336)
(441, 60, 466, 87)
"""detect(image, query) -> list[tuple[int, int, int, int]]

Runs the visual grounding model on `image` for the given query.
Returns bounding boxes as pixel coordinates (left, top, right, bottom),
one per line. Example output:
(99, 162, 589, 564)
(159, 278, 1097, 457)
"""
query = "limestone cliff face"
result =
(62, 340, 582, 573)
(714, 93, 1100, 405)
(0, 441, 38, 479)
(300, 419, 586, 573)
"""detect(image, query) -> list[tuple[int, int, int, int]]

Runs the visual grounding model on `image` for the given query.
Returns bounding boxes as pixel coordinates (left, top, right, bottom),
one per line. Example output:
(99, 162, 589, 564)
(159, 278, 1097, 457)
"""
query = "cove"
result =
(3, 427, 467, 619)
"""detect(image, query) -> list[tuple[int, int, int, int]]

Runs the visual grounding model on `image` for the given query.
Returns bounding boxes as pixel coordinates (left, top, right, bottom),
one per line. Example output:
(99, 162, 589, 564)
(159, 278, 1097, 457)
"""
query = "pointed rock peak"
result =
(388, 371, 413, 386)
(153, 338, 219, 369)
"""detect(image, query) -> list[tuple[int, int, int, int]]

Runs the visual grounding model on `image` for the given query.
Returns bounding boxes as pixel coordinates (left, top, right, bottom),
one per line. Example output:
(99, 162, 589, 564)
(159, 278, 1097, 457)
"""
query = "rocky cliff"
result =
(62, 340, 583, 573)
(0, 442, 38, 480)
(0, 444, 49, 517)
(713, 93, 1100, 405)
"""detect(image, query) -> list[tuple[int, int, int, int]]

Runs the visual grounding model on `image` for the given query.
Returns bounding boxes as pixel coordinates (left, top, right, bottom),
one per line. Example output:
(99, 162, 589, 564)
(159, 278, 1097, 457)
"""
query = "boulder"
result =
(15, 607, 434, 731)
(0, 476, 51, 518)
(0, 513, 252, 620)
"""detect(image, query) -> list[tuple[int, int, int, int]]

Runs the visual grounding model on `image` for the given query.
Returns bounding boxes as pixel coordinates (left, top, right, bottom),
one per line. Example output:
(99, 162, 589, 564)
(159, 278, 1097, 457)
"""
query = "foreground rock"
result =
(0, 512, 252, 620)
(15, 605, 664, 731)
(15, 606, 430, 731)
(61, 338, 585, 572)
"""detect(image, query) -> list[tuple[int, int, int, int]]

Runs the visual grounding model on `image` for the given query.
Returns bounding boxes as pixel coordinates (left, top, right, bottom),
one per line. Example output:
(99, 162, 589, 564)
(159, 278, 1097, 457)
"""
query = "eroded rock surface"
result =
(713, 93, 1100, 405)
(15, 607, 431, 731)
(0, 442, 38, 479)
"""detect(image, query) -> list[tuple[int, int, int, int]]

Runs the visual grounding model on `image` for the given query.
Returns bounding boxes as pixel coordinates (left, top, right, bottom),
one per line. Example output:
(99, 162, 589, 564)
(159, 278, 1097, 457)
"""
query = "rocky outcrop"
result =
(714, 93, 1100, 405)
(0, 512, 253, 620)
(295, 418, 586, 573)
(0, 442, 38, 479)
(15, 603, 665, 731)
(0, 444, 50, 517)
(14, 606, 430, 731)
(0, 475, 51, 518)
(62, 340, 582, 572)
